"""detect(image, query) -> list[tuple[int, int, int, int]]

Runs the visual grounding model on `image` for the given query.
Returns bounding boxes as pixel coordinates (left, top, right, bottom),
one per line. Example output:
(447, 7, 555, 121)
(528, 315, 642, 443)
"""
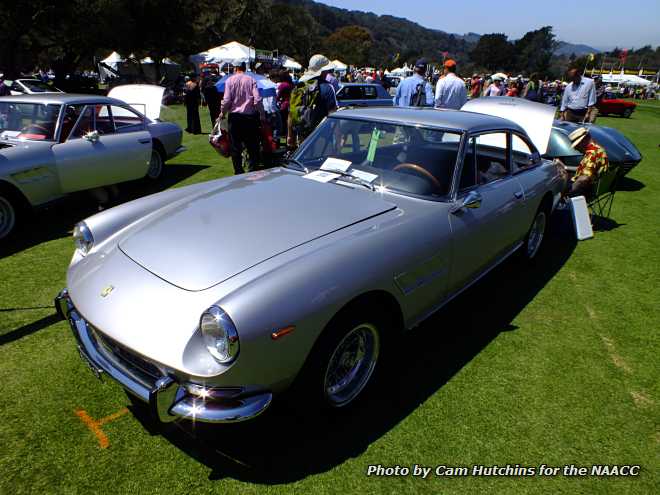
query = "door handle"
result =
(514, 191, 524, 200)
(138, 138, 151, 144)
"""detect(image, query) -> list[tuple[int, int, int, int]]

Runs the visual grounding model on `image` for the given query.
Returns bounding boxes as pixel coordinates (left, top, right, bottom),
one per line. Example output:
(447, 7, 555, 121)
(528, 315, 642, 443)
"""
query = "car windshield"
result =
(293, 117, 463, 199)
(21, 80, 59, 93)
(0, 102, 62, 141)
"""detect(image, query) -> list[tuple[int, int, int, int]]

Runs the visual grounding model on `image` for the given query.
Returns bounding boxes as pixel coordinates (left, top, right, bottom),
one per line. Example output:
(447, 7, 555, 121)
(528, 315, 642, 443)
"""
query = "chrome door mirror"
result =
(451, 190, 482, 214)
(83, 130, 99, 143)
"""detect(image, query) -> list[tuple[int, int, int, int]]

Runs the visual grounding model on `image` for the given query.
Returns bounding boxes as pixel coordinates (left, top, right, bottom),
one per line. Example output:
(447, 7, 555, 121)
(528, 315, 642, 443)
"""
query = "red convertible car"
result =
(597, 93, 636, 118)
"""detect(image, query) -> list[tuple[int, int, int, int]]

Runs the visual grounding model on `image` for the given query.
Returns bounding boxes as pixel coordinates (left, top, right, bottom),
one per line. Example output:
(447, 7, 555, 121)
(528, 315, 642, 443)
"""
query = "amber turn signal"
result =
(271, 326, 295, 340)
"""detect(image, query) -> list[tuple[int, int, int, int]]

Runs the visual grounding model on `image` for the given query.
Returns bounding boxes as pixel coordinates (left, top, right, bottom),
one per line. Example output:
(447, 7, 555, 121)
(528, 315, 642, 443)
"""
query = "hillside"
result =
(275, 0, 471, 65)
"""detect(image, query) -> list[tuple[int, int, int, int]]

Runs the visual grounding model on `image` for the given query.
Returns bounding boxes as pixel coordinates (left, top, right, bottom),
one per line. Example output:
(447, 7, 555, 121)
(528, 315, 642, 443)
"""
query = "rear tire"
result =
(521, 205, 549, 260)
(0, 190, 18, 240)
(146, 148, 165, 181)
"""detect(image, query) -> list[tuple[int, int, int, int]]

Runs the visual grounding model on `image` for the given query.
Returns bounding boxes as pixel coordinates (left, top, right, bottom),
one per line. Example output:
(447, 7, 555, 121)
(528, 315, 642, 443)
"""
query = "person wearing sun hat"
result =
(287, 54, 338, 148)
(434, 58, 467, 109)
(563, 127, 609, 197)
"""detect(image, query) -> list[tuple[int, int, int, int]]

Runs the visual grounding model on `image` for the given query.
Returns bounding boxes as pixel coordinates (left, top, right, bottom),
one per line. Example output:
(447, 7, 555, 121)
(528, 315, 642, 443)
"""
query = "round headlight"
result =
(73, 222, 94, 255)
(200, 306, 239, 364)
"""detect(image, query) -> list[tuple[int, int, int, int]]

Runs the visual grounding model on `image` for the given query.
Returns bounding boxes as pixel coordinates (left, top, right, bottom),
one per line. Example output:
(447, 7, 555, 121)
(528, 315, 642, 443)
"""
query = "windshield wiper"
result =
(324, 168, 376, 191)
(282, 156, 309, 173)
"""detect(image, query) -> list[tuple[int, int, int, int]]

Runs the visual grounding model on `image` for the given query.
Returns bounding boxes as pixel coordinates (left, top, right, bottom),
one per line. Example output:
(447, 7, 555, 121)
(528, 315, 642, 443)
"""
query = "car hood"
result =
(462, 97, 554, 154)
(119, 170, 396, 291)
(108, 84, 164, 121)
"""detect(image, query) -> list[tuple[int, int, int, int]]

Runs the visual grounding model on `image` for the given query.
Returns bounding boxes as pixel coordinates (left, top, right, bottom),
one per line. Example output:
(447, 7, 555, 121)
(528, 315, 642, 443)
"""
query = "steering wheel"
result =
(20, 124, 49, 135)
(393, 163, 442, 191)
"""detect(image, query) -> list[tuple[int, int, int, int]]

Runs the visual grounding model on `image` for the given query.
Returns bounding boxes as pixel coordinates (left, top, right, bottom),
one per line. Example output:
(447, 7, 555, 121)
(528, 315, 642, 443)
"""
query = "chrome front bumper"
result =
(55, 289, 272, 423)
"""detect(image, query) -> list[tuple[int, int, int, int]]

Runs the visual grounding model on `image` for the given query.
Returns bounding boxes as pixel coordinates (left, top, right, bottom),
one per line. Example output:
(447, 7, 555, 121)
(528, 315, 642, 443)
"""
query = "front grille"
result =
(89, 326, 162, 386)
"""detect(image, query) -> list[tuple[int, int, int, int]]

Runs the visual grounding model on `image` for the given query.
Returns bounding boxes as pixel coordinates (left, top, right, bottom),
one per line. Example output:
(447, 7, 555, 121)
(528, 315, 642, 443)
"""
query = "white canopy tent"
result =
(601, 73, 651, 87)
(389, 65, 413, 77)
(99, 51, 124, 81)
(190, 41, 256, 70)
(99, 52, 181, 83)
(282, 57, 302, 71)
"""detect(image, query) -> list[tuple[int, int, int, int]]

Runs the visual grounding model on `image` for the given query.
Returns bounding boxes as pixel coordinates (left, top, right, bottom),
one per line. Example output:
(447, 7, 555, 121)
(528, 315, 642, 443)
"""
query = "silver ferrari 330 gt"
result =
(57, 99, 565, 424)
(0, 85, 185, 239)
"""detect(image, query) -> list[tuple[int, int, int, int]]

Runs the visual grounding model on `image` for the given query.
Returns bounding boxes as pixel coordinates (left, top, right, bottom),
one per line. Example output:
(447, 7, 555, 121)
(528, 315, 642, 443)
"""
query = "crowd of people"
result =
(182, 51, 657, 196)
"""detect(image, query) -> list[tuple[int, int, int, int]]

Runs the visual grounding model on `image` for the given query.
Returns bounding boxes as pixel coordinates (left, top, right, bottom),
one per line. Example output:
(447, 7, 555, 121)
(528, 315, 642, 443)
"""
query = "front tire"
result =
(622, 108, 633, 118)
(0, 192, 17, 240)
(302, 309, 387, 410)
(146, 148, 164, 181)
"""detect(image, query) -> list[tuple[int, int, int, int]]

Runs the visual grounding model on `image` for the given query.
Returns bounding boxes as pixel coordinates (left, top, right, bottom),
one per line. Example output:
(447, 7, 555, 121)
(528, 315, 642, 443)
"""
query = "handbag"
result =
(209, 117, 230, 157)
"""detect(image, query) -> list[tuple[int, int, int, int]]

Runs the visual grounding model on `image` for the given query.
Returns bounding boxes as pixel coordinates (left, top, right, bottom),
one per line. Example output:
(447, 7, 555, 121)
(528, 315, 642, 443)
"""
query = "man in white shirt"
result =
(434, 59, 467, 109)
(560, 68, 597, 123)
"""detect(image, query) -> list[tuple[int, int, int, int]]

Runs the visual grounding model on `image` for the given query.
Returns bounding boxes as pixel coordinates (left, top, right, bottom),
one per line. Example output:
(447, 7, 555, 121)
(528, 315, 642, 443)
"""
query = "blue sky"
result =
(319, 0, 660, 49)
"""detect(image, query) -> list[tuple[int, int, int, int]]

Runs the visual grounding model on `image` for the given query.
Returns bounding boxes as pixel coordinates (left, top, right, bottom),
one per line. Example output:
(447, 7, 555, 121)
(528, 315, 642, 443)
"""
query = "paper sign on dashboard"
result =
(320, 157, 352, 172)
(350, 169, 378, 183)
(303, 170, 340, 183)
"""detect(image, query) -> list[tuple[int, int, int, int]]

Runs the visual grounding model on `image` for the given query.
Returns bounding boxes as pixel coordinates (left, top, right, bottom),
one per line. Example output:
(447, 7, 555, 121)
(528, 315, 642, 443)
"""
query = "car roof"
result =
(333, 106, 526, 134)
(0, 93, 125, 106)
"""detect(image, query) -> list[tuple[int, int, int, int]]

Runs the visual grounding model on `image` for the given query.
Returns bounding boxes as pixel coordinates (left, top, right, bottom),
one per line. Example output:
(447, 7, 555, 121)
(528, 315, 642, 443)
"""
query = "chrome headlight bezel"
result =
(200, 306, 240, 364)
(73, 222, 94, 255)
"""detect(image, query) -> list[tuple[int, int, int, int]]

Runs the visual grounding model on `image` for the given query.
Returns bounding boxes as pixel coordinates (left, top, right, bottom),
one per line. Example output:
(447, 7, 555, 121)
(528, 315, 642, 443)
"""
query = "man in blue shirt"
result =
(434, 59, 467, 110)
(394, 59, 434, 107)
(560, 68, 597, 123)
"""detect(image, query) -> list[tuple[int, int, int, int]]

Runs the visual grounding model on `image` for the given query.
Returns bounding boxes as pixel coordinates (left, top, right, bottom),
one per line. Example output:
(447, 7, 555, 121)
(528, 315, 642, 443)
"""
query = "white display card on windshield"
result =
(320, 157, 352, 173)
(350, 169, 378, 183)
(303, 170, 341, 183)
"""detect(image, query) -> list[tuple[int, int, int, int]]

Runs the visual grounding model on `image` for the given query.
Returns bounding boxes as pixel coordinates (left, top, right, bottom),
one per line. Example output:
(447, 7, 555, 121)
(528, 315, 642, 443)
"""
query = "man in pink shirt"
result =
(220, 62, 265, 174)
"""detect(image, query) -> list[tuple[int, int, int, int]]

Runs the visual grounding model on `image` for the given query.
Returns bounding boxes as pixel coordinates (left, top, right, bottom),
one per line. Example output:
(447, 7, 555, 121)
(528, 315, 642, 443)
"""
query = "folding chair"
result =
(588, 167, 619, 219)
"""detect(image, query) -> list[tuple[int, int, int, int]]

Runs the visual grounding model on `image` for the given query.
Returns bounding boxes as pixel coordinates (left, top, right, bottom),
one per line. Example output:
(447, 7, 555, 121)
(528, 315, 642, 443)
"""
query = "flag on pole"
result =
(587, 53, 595, 62)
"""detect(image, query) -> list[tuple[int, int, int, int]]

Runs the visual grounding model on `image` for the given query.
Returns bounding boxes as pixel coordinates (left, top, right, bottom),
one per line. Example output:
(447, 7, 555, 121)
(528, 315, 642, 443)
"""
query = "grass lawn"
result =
(1, 102, 658, 494)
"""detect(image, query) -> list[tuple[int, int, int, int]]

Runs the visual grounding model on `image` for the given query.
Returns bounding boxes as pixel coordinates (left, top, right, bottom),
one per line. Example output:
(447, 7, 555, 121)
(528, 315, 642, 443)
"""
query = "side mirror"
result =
(83, 130, 99, 143)
(530, 151, 541, 164)
(451, 190, 482, 214)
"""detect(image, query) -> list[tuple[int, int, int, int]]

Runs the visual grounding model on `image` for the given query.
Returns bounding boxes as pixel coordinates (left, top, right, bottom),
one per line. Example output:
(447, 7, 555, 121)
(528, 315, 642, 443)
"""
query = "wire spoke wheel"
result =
(147, 150, 163, 180)
(323, 323, 380, 407)
(526, 210, 546, 259)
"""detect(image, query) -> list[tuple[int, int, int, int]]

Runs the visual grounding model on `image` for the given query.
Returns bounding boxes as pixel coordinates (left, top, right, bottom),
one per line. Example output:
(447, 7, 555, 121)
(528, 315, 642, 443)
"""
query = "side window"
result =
(474, 132, 510, 185)
(70, 106, 95, 139)
(95, 105, 115, 135)
(342, 86, 363, 100)
(511, 134, 537, 173)
(60, 105, 85, 141)
(363, 86, 377, 99)
(109, 105, 145, 132)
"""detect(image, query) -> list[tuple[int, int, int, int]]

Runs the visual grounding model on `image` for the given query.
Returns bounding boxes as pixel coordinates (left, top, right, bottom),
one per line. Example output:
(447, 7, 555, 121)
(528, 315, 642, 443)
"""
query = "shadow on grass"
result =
(591, 215, 626, 232)
(617, 176, 645, 192)
(0, 313, 61, 345)
(0, 164, 209, 259)
(130, 211, 577, 484)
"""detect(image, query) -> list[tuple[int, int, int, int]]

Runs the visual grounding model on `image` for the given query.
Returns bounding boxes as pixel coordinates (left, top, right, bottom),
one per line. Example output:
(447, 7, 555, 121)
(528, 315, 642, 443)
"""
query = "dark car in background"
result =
(336, 83, 393, 108)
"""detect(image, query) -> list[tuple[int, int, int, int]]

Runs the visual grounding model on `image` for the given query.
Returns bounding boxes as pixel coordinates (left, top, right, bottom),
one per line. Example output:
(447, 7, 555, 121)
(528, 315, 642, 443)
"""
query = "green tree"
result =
(514, 26, 556, 75)
(469, 33, 515, 72)
(324, 25, 373, 67)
